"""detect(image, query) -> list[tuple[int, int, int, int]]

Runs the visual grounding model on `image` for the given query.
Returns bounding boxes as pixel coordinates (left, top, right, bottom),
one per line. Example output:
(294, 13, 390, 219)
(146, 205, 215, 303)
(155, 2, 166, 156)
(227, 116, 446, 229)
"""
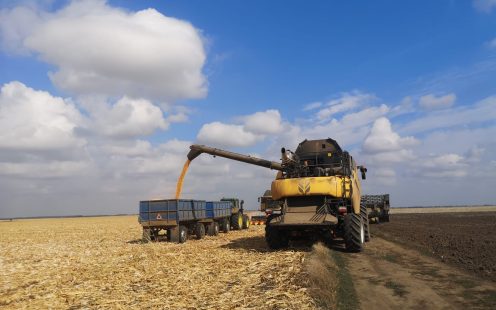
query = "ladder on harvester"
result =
(343, 178, 352, 198)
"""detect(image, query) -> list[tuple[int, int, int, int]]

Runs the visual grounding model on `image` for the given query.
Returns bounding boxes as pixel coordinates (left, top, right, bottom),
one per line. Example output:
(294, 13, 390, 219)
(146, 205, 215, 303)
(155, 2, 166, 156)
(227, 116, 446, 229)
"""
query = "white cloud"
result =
(92, 97, 167, 138)
(416, 153, 468, 178)
(197, 122, 262, 147)
(0, 0, 207, 100)
(243, 109, 283, 134)
(316, 92, 375, 121)
(0, 5, 42, 54)
(103, 140, 152, 157)
(419, 93, 456, 110)
(303, 101, 322, 111)
(401, 96, 496, 134)
(473, 0, 496, 13)
(0, 81, 85, 151)
(0, 160, 91, 178)
(363, 117, 418, 155)
(489, 38, 496, 49)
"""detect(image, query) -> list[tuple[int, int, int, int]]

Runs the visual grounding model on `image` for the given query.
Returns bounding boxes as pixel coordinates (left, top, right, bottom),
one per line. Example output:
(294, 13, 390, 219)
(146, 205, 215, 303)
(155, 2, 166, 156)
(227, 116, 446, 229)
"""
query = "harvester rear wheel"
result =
(221, 218, 230, 233)
(178, 225, 188, 243)
(242, 215, 250, 229)
(195, 223, 206, 239)
(360, 205, 371, 242)
(231, 213, 243, 230)
(344, 213, 364, 252)
(265, 225, 289, 249)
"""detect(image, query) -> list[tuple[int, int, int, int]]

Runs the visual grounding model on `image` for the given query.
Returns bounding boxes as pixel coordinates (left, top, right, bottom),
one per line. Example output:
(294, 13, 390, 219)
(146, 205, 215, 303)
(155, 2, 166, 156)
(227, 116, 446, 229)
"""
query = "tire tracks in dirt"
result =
(346, 237, 496, 309)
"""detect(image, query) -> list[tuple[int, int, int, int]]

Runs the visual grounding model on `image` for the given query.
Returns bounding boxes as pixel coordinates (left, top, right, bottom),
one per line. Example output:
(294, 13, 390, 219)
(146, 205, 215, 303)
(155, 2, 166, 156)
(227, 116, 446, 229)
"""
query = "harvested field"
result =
(391, 205, 496, 214)
(373, 212, 496, 281)
(0, 216, 322, 309)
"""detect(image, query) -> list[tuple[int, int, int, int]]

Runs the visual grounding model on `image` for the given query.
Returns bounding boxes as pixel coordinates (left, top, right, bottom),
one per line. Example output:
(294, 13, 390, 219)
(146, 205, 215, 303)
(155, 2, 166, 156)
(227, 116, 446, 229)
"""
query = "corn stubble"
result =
(0, 216, 330, 309)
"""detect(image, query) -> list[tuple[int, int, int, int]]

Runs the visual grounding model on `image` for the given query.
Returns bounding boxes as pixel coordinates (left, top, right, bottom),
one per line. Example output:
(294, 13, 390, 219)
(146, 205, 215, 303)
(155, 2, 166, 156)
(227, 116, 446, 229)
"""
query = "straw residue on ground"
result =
(0, 216, 321, 309)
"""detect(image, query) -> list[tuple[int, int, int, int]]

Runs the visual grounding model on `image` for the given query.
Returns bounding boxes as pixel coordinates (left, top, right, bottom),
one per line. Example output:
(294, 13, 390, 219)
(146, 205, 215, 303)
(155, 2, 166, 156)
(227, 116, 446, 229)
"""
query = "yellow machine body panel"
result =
(271, 173, 362, 214)
(271, 176, 347, 199)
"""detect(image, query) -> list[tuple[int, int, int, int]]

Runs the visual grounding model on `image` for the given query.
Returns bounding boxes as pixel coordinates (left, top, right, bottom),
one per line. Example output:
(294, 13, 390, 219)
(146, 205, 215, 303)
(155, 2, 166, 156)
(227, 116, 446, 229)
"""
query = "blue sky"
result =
(0, 0, 495, 217)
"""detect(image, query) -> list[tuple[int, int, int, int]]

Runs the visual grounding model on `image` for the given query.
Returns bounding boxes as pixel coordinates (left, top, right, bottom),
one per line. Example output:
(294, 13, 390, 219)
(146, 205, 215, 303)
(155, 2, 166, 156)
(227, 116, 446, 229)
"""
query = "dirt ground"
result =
(346, 237, 496, 310)
(372, 212, 496, 282)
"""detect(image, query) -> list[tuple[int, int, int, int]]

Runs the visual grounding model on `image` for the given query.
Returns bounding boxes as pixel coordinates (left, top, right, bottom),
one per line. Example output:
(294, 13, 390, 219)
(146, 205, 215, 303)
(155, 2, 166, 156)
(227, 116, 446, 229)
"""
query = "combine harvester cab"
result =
(185, 138, 370, 252)
(138, 198, 248, 243)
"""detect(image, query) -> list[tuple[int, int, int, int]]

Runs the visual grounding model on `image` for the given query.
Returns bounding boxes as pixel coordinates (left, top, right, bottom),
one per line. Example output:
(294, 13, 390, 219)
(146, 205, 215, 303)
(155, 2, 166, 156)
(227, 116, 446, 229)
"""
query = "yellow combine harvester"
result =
(186, 138, 369, 252)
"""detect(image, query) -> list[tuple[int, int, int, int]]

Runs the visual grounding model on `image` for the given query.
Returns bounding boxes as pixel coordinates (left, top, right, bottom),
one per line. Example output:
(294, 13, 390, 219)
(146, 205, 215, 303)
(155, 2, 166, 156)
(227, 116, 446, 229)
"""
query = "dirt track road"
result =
(346, 237, 496, 309)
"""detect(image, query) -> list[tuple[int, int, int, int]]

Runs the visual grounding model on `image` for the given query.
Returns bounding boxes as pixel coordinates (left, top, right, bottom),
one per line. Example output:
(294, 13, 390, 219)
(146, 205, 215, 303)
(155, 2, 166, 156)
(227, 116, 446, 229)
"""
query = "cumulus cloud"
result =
(197, 122, 262, 147)
(0, 81, 85, 151)
(0, 0, 207, 100)
(91, 97, 167, 138)
(196, 109, 284, 147)
(363, 117, 418, 155)
(0, 4, 42, 54)
(473, 0, 496, 13)
(242, 109, 283, 134)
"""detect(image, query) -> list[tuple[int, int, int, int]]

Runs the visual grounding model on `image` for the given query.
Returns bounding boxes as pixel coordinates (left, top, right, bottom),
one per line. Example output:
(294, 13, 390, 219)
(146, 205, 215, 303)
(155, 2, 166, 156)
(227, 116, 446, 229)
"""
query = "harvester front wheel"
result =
(344, 213, 364, 252)
(195, 223, 206, 239)
(242, 215, 250, 229)
(265, 225, 289, 249)
(231, 213, 243, 230)
(360, 205, 371, 242)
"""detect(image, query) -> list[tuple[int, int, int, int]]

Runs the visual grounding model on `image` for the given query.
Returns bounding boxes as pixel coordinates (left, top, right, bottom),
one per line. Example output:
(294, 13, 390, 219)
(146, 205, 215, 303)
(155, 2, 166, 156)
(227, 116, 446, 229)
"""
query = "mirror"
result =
(358, 166, 367, 180)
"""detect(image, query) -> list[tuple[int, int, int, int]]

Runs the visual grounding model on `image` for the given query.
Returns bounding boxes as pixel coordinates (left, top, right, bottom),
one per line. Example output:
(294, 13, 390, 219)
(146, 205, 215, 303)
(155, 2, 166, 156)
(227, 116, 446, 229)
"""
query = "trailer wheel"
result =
(360, 204, 371, 242)
(207, 222, 219, 236)
(178, 225, 188, 243)
(221, 218, 230, 233)
(265, 225, 289, 249)
(242, 215, 250, 229)
(142, 228, 152, 242)
(213, 222, 220, 236)
(231, 213, 243, 230)
(195, 223, 206, 239)
(344, 213, 364, 252)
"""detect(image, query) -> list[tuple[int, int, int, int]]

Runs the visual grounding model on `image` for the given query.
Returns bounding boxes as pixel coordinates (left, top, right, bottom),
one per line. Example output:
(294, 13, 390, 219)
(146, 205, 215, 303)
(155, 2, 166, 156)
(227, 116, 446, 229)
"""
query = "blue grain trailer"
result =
(138, 198, 249, 243)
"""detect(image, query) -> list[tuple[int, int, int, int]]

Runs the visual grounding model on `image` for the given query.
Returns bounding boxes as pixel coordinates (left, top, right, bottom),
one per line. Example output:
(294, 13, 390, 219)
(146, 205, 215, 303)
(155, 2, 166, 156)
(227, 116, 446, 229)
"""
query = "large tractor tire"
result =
(360, 204, 371, 242)
(221, 218, 230, 233)
(231, 212, 243, 230)
(265, 225, 289, 249)
(242, 214, 250, 229)
(195, 223, 206, 239)
(178, 225, 188, 243)
(343, 213, 364, 252)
